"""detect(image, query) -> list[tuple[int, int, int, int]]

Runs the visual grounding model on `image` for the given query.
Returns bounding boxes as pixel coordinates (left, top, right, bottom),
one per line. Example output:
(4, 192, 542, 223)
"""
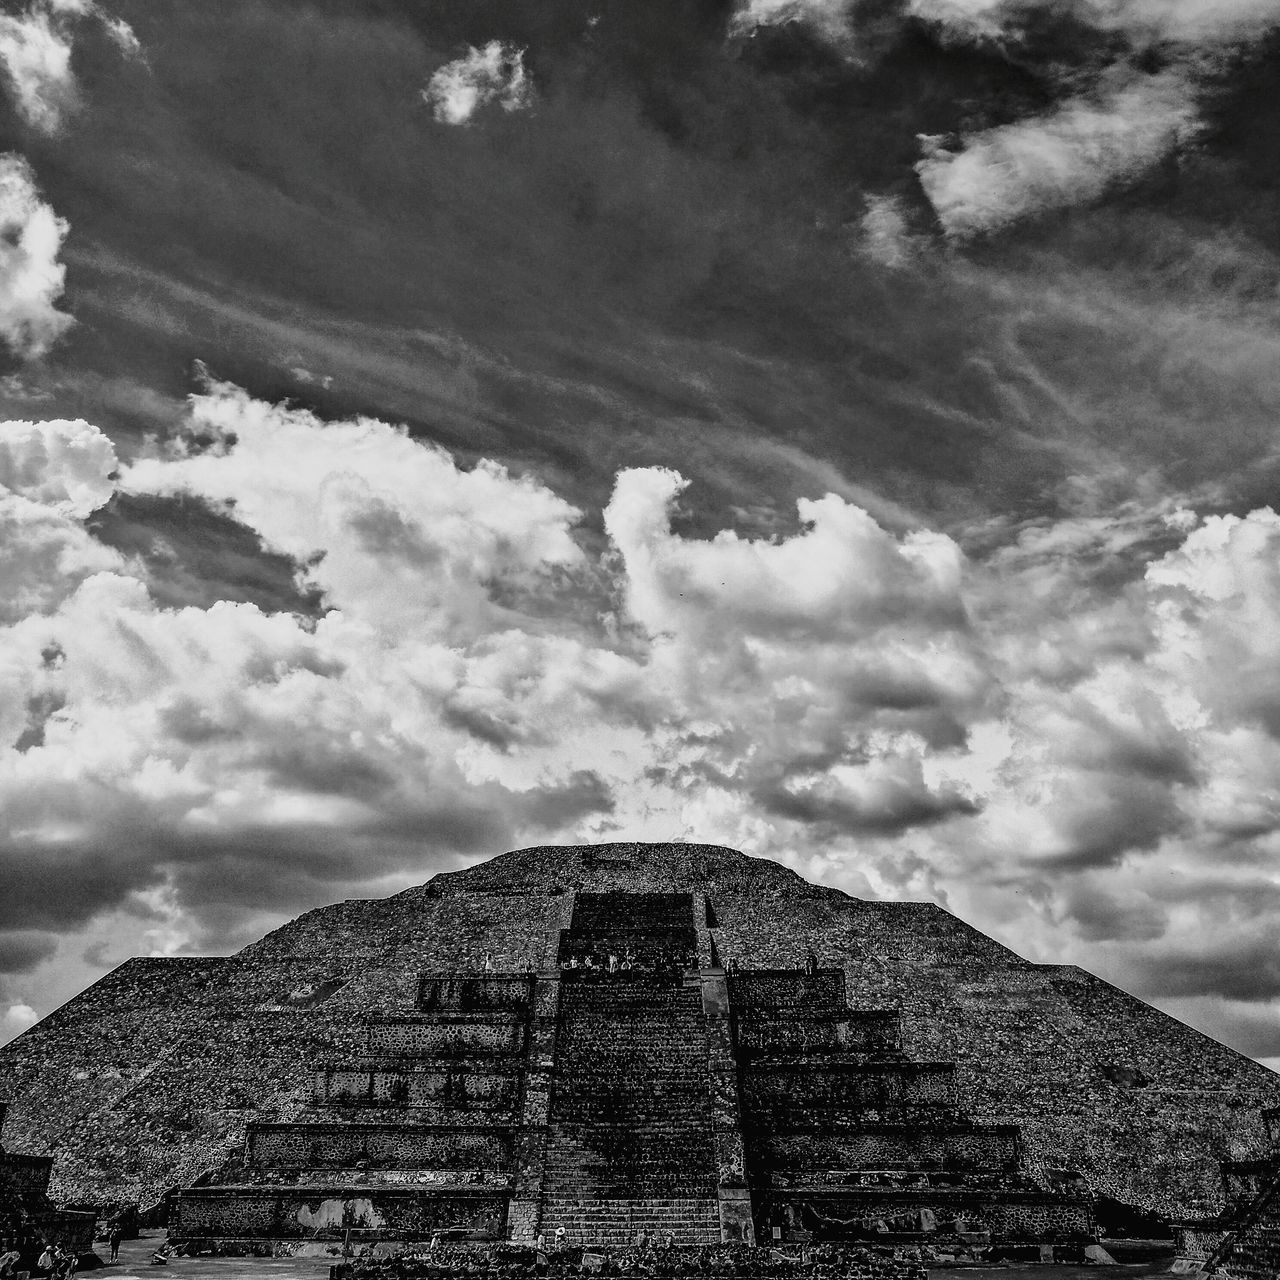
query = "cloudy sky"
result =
(1, 0, 1280, 1065)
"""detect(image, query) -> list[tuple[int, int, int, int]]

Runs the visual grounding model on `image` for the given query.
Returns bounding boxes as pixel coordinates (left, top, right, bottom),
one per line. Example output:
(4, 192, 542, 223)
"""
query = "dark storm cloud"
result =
(1140, 939, 1280, 1003)
(0, 802, 503, 946)
(90, 492, 324, 613)
(0, 741, 612, 957)
(0, 930, 58, 975)
(758, 769, 981, 833)
(1060, 884, 1169, 944)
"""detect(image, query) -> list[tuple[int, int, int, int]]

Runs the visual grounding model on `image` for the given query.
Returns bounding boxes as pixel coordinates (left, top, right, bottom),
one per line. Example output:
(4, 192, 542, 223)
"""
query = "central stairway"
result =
(540, 893, 721, 1246)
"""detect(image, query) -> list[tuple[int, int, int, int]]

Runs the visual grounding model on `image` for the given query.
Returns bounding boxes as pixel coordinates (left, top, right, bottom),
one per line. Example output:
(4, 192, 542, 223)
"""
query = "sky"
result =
(1, 0, 1280, 1066)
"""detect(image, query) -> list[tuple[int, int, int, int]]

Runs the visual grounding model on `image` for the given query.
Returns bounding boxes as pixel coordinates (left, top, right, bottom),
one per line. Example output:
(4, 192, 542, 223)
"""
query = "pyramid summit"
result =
(1, 841, 1278, 1251)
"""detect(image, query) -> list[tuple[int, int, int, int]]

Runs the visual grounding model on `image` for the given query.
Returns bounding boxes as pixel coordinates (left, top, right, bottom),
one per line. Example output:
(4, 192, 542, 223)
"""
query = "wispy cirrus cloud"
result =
(917, 69, 1199, 236)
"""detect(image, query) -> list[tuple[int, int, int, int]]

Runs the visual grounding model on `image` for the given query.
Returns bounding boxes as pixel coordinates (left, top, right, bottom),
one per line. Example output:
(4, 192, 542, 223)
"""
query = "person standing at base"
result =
(108, 1224, 123, 1264)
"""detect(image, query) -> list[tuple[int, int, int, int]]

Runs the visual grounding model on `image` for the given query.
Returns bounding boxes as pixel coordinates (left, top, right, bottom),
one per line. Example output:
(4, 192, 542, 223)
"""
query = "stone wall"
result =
(0, 1102, 94, 1260)
(316, 1065, 520, 1118)
(0, 1150, 53, 1195)
(729, 972, 849, 1012)
(741, 1065, 957, 1121)
(418, 978, 534, 1014)
(246, 1123, 514, 1171)
(369, 1021, 527, 1058)
(735, 1017, 902, 1057)
(791, 1190, 1092, 1240)
(174, 1187, 506, 1239)
(757, 1129, 1021, 1174)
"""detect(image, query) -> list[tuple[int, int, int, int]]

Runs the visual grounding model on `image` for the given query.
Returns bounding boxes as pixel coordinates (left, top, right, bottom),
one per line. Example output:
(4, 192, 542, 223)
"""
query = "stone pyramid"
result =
(0, 843, 1276, 1248)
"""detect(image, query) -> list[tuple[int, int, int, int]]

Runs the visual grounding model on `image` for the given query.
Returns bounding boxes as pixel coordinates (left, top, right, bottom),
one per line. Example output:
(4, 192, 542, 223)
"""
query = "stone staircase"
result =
(540, 893, 720, 1245)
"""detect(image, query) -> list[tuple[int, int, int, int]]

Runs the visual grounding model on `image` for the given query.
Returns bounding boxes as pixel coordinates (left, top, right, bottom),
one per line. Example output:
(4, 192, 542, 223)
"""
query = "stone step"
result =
(539, 1197, 721, 1240)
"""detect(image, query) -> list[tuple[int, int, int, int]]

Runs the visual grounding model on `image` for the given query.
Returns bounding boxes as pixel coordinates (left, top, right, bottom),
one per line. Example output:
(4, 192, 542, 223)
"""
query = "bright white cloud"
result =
(124, 380, 584, 640)
(7, 385, 1280, 1061)
(730, 0, 1256, 245)
(0, 5, 74, 134)
(733, 0, 1280, 47)
(729, 0, 854, 43)
(101, 14, 139, 56)
(0, 155, 72, 359)
(0, 0, 140, 135)
(0, 418, 117, 517)
(917, 71, 1199, 237)
(2, 1002, 36, 1035)
(423, 42, 532, 126)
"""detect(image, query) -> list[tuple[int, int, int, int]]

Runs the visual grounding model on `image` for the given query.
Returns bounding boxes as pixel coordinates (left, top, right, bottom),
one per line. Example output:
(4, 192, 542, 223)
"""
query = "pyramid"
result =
(1, 843, 1277, 1249)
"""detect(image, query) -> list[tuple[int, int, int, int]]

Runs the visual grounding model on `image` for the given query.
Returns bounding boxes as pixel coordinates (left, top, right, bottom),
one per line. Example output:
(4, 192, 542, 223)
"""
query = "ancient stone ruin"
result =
(1, 842, 1278, 1256)
(0, 1099, 94, 1263)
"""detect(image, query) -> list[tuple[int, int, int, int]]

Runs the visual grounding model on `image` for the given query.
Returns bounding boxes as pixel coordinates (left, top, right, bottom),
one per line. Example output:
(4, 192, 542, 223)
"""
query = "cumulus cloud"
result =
(0, 156, 72, 359)
(124, 380, 584, 640)
(1, 1003, 36, 1035)
(423, 42, 532, 126)
(917, 71, 1199, 237)
(8, 383, 1280, 1064)
(0, 385, 998, 995)
(605, 467, 968, 640)
(0, 4, 75, 134)
(0, 418, 122, 630)
(0, 419, 117, 516)
(0, 0, 139, 135)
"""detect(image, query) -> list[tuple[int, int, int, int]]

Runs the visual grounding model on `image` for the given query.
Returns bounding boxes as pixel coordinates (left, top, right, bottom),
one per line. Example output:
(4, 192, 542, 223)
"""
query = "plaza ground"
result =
(96, 1234, 1175, 1280)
